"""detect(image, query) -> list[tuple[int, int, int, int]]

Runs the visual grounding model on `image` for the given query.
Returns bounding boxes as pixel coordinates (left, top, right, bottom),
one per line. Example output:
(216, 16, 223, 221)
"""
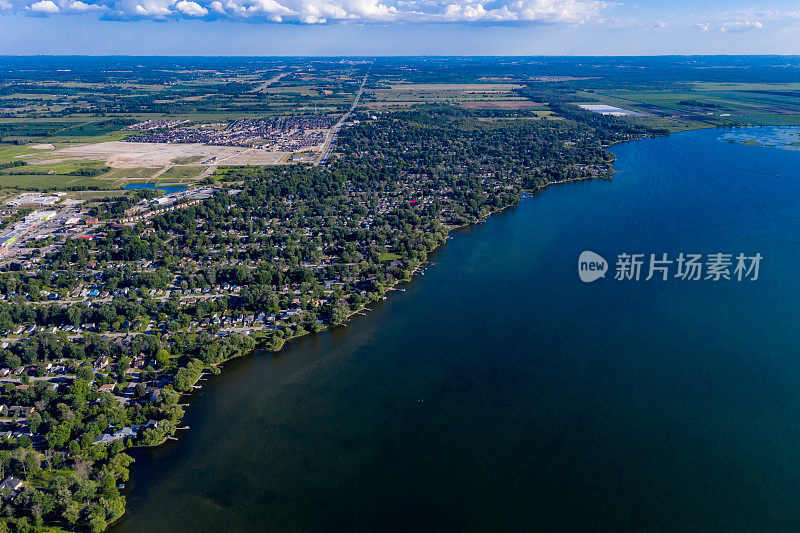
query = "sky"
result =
(0, 0, 799, 55)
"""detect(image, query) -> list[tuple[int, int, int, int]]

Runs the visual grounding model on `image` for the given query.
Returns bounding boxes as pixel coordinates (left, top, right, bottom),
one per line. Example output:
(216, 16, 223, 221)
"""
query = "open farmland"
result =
(459, 100, 545, 110)
(0, 173, 109, 189)
(365, 82, 527, 107)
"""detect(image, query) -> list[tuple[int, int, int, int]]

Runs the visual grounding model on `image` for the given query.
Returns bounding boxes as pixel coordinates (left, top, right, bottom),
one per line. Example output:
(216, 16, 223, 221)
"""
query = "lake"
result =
(113, 127, 800, 532)
(124, 183, 188, 194)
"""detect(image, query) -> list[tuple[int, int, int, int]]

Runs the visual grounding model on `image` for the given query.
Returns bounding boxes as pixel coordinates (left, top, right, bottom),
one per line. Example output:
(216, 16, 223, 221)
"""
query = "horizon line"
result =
(1, 53, 800, 58)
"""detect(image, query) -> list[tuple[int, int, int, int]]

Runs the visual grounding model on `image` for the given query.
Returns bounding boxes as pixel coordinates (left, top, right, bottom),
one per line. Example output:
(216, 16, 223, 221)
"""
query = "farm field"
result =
(565, 81, 800, 130)
(2, 56, 800, 192)
(0, 173, 109, 190)
(459, 100, 545, 110)
(365, 82, 528, 106)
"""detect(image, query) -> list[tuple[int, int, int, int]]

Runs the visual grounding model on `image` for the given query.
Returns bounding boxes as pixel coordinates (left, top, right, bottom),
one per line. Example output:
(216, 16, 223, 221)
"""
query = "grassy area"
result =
(733, 113, 800, 126)
(0, 145, 41, 163)
(5, 159, 108, 175)
(691, 82, 800, 92)
(0, 119, 134, 142)
(620, 116, 713, 133)
(0, 174, 109, 190)
(575, 82, 800, 129)
(160, 166, 206, 179)
(0, 157, 116, 189)
(43, 131, 136, 144)
(100, 167, 159, 181)
(366, 82, 525, 106)
(171, 155, 205, 164)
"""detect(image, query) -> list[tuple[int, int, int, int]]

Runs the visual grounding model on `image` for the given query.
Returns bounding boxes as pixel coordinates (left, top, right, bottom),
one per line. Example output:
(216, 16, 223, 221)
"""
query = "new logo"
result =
(578, 251, 607, 282)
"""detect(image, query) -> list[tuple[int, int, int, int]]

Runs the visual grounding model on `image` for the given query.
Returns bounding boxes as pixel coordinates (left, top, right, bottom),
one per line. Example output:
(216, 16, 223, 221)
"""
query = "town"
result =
(0, 55, 738, 532)
(125, 115, 334, 151)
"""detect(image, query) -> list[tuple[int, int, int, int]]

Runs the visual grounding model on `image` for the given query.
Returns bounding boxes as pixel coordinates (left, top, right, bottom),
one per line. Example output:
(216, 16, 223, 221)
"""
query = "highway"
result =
(315, 67, 370, 166)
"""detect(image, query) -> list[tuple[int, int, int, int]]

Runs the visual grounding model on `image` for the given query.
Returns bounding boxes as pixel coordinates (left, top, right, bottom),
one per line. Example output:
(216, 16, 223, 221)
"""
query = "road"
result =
(315, 67, 370, 166)
(250, 71, 289, 93)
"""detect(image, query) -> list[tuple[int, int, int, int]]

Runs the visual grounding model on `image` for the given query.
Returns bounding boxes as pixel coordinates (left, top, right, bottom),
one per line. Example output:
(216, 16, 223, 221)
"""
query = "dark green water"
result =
(114, 127, 800, 532)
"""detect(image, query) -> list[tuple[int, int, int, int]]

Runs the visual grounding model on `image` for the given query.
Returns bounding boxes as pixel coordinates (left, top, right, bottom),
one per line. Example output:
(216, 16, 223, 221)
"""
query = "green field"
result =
(0, 174, 109, 190)
(159, 165, 206, 179)
(0, 145, 39, 164)
(100, 167, 159, 181)
(572, 82, 800, 130)
(5, 159, 108, 174)
(171, 155, 205, 165)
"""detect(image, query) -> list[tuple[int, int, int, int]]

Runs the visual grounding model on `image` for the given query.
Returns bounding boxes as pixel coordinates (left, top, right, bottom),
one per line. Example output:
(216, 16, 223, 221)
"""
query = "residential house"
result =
(0, 476, 23, 493)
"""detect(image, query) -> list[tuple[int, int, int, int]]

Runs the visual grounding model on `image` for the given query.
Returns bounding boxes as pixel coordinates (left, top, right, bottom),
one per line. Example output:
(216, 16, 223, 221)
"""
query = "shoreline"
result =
(113, 118, 800, 533)
(114, 148, 630, 529)
(132, 170, 610, 437)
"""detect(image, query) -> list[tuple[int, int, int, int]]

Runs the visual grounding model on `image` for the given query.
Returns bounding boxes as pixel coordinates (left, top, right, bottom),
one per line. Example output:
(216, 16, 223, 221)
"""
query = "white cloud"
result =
(0, 0, 12, 9)
(175, 0, 206, 15)
(123, 0, 173, 16)
(245, 0, 292, 16)
(346, 0, 396, 19)
(28, 0, 59, 12)
(66, 1, 104, 11)
(721, 20, 762, 33)
(437, 0, 602, 22)
(11, 0, 605, 22)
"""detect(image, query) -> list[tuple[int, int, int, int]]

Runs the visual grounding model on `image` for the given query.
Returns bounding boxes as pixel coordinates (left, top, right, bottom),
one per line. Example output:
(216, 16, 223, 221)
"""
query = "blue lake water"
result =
(114, 127, 800, 532)
(124, 183, 188, 194)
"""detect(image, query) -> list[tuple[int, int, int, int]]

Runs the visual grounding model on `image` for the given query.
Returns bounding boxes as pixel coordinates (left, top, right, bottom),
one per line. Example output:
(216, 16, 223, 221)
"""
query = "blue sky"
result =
(0, 0, 798, 54)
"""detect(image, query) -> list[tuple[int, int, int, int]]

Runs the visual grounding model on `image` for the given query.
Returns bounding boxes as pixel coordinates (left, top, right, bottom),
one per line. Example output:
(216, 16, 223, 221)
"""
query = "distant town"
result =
(125, 115, 334, 151)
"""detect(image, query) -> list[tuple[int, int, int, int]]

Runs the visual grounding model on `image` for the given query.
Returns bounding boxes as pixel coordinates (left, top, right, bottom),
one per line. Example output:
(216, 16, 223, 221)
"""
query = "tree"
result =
(88, 508, 106, 533)
(68, 440, 80, 456)
(15, 517, 29, 533)
(63, 501, 81, 526)
(330, 305, 349, 325)
(98, 472, 116, 499)
(76, 365, 94, 382)
(26, 412, 41, 435)
(100, 495, 125, 522)
(46, 420, 74, 450)
(155, 349, 171, 369)
(174, 359, 203, 392)
(22, 454, 40, 478)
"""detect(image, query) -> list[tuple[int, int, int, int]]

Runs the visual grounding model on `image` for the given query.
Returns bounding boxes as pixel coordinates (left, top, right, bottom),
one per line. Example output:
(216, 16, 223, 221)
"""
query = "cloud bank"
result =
(1, 0, 607, 23)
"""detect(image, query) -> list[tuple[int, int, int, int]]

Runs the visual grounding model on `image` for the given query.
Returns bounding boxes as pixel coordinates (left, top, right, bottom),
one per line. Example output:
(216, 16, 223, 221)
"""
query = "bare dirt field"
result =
(388, 83, 523, 91)
(43, 142, 288, 168)
(363, 101, 422, 108)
